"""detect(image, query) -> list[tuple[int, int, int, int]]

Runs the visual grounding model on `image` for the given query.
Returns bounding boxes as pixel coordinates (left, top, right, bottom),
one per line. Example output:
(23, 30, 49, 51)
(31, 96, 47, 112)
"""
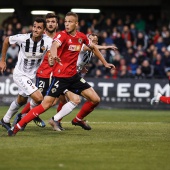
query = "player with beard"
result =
(0, 17, 53, 132)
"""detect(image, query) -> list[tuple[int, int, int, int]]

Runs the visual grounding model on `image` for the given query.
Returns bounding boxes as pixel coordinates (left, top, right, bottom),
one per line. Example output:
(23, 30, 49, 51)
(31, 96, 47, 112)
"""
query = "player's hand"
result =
(108, 45, 118, 51)
(81, 66, 88, 74)
(0, 61, 6, 74)
(53, 56, 62, 66)
(48, 53, 55, 67)
(104, 63, 116, 70)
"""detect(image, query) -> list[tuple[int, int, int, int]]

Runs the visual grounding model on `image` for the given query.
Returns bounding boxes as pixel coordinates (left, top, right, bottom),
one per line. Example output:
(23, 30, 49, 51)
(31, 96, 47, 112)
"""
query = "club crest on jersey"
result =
(78, 38, 82, 44)
(68, 39, 72, 43)
(41, 46, 45, 51)
(51, 88, 57, 93)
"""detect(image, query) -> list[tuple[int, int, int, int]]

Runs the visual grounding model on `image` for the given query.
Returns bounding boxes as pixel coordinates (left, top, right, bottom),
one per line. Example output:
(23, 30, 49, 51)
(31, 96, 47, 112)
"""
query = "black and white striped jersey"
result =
(9, 33, 52, 79)
(77, 44, 93, 72)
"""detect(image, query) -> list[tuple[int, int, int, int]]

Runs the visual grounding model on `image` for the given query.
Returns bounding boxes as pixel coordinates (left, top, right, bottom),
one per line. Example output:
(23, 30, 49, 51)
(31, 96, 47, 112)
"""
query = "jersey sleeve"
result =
(83, 34, 91, 46)
(9, 34, 25, 45)
(53, 31, 66, 46)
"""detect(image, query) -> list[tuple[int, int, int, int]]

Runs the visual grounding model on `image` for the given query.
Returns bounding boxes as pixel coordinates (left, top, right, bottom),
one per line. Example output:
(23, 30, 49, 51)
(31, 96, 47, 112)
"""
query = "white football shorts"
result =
(13, 73, 38, 97)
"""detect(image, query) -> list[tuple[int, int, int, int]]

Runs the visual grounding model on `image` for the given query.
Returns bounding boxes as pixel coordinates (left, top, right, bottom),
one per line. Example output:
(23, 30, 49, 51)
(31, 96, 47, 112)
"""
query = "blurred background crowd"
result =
(0, 11, 170, 79)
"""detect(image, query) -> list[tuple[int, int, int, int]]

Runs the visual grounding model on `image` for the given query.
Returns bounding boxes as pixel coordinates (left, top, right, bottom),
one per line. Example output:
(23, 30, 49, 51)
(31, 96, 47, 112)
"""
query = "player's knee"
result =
(35, 96, 43, 104)
(17, 94, 28, 105)
(18, 100, 27, 106)
(92, 96, 100, 105)
(42, 96, 56, 110)
(72, 96, 81, 105)
(36, 99, 43, 105)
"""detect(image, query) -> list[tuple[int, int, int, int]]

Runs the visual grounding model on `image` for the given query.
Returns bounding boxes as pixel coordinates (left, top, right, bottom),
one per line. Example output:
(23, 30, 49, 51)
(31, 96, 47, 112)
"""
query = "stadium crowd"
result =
(0, 12, 170, 79)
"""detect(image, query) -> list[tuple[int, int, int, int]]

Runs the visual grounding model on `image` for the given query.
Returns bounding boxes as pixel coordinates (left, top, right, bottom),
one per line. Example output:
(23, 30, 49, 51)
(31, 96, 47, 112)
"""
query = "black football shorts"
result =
(46, 73, 91, 97)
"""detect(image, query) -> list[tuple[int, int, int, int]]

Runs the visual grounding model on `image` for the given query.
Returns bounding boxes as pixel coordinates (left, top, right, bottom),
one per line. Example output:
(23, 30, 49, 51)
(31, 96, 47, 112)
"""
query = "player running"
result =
(0, 17, 53, 133)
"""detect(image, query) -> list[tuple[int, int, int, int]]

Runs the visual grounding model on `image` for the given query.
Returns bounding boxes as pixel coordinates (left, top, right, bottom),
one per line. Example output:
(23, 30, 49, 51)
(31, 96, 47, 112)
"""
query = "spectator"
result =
(135, 45, 147, 65)
(134, 13, 146, 32)
(163, 30, 170, 47)
(121, 25, 134, 43)
(124, 14, 132, 27)
(146, 14, 156, 34)
(4, 56, 15, 76)
(101, 18, 112, 34)
(95, 69, 104, 78)
(155, 36, 166, 53)
(129, 57, 138, 75)
(163, 50, 170, 72)
(79, 19, 88, 34)
(105, 68, 118, 79)
(134, 31, 148, 50)
(111, 27, 118, 40)
(116, 18, 124, 33)
(90, 18, 99, 33)
(114, 31, 126, 53)
(134, 67, 144, 79)
(101, 31, 113, 45)
(130, 23, 137, 40)
(140, 59, 154, 78)
(152, 53, 166, 78)
(6, 44, 19, 63)
(117, 65, 130, 78)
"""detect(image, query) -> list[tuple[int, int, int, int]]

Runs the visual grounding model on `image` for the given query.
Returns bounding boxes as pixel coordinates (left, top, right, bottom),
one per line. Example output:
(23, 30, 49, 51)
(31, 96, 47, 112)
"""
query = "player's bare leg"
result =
(72, 87, 100, 130)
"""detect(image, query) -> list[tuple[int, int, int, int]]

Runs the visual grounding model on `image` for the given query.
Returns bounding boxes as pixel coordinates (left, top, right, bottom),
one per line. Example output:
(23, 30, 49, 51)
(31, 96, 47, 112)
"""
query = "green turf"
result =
(0, 106, 170, 170)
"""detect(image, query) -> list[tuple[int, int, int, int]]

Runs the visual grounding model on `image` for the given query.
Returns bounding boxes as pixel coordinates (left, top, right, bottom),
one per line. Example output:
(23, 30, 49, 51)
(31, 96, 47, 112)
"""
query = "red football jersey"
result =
(36, 33, 58, 78)
(52, 30, 90, 77)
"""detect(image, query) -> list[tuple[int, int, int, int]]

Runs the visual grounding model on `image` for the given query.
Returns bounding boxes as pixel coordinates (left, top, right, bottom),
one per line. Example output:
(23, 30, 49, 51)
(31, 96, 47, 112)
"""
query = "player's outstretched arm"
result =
(96, 44, 118, 51)
(90, 43, 116, 69)
(50, 41, 62, 65)
(0, 37, 10, 74)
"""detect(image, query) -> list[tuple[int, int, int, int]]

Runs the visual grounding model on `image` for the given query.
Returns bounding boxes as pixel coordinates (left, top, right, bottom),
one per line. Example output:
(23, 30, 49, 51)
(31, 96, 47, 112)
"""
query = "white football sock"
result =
(53, 101, 77, 121)
(3, 100, 21, 123)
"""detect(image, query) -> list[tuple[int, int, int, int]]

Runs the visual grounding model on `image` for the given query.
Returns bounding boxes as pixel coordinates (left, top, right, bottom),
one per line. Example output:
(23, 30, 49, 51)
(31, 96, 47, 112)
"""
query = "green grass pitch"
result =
(0, 106, 170, 170)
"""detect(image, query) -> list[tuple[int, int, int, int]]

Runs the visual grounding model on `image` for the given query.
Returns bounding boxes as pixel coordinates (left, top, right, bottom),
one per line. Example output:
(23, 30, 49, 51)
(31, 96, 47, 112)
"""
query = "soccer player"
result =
(12, 13, 59, 129)
(54, 33, 118, 131)
(150, 93, 170, 105)
(9, 12, 115, 136)
(0, 17, 53, 132)
(150, 74, 170, 105)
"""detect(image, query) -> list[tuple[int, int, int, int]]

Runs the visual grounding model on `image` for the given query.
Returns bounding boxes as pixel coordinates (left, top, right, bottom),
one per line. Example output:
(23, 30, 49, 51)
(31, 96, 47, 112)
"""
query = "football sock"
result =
(3, 100, 21, 123)
(13, 124, 21, 135)
(57, 102, 64, 121)
(53, 101, 77, 121)
(21, 102, 30, 114)
(18, 104, 45, 128)
(160, 96, 170, 104)
(57, 102, 64, 112)
(74, 101, 99, 122)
